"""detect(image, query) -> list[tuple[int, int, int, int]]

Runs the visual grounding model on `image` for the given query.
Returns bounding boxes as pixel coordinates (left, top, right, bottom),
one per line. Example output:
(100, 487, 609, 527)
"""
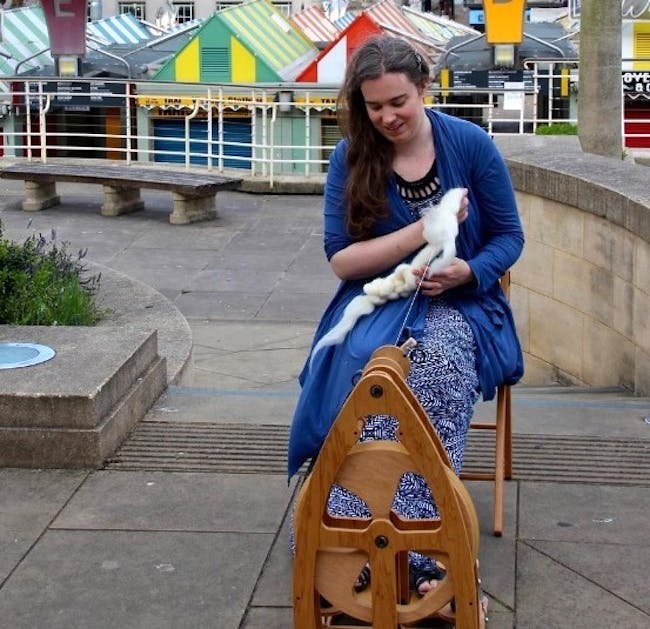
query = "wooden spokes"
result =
(293, 345, 482, 629)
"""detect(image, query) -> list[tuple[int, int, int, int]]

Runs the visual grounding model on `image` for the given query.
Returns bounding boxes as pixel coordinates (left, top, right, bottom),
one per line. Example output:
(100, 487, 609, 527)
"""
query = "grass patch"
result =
(0, 219, 103, 325)
(535, 123, 578, 135)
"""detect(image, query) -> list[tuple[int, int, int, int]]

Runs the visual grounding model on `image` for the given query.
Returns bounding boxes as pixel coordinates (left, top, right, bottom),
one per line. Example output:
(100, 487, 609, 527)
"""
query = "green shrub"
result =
(0, 219, 103, 325)
(535, 123, 578, 135)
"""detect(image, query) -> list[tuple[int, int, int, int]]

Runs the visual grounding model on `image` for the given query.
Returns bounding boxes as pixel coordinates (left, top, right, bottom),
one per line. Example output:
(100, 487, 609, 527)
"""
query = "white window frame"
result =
(172, 2, 195, 23)
(118, 1, 146, 20)
(215, 0, 292, 16)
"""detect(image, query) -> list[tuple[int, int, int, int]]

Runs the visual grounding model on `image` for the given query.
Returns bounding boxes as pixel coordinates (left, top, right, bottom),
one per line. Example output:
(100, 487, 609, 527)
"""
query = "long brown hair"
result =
(337, 36, 430, 239)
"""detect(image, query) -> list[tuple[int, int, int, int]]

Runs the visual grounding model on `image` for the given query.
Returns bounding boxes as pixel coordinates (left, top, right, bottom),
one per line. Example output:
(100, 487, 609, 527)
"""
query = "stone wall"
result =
(498, 137, 649, 395)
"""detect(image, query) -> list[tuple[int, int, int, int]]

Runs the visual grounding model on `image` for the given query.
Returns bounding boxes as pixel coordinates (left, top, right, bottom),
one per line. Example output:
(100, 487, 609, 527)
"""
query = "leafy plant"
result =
(535, 123, 578, 135)
(0, 219, 103, 326)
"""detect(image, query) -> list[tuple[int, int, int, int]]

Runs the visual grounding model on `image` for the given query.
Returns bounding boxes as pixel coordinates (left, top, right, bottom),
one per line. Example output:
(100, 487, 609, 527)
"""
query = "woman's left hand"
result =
(413, 258, 474, 296)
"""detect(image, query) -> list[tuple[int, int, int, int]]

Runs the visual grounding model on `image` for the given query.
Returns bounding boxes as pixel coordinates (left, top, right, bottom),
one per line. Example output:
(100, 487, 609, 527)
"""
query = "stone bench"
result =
(0, 162, 242, 225)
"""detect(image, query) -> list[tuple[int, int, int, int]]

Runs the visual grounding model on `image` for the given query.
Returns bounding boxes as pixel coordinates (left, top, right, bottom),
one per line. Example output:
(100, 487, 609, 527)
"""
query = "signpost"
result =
(39, 0, 88, 76)
(482, 0, 526, 45)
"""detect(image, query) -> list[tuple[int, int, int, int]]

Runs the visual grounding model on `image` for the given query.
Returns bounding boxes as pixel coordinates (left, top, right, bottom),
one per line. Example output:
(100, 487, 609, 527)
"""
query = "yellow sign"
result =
(137, 96, 196, 108)
(483, 0, 526, 45)
(137, 95, 254, 109)
(295, 96, 337, 105)
(294, 96, 338, 111)
(439, 68, 450, 98)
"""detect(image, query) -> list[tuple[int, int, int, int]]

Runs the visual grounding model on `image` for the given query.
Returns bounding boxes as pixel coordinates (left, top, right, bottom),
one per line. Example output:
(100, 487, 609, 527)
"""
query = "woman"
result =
(288, 35, 524, 614)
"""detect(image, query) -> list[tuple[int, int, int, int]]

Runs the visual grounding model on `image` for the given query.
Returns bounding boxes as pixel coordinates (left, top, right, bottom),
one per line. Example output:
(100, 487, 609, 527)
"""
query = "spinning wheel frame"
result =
(293, 345, 482, 629)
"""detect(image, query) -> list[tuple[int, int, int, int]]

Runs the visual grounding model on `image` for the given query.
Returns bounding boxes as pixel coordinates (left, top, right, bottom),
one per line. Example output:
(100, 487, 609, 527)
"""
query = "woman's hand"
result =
(412, 258, 474, 296)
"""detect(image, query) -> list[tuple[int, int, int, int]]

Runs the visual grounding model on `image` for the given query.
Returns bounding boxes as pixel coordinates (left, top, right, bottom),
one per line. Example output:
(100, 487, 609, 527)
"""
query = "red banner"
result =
(40, 0, 87, 56)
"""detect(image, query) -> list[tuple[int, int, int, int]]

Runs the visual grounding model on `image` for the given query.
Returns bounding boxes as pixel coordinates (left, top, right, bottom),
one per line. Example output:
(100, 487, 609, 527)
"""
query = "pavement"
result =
(0, 176, 649, 629)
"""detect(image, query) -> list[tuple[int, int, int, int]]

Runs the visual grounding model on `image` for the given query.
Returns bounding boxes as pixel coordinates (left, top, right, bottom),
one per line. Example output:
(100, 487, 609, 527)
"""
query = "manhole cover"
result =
(0, 342, 56, 369)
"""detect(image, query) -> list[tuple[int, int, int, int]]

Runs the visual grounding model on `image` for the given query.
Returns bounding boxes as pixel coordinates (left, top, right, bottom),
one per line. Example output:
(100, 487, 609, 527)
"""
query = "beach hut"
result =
(153, 0, 317, 83)
(145, 0, 319, 171)
(296, 13, 382, 84)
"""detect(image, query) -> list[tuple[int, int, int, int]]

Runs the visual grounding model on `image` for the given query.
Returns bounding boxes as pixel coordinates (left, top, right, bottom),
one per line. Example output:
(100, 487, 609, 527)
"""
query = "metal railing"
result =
(0, 63, 647, 185)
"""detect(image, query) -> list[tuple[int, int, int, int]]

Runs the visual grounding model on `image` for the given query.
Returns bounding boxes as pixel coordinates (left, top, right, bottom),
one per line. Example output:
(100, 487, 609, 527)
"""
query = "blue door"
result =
(153, 118, 252, 169)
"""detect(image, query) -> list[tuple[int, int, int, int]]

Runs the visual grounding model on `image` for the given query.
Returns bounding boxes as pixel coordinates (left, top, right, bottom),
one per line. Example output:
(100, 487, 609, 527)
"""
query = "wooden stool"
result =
(293, 344, 483, 629)
(460, 271, 514, 536)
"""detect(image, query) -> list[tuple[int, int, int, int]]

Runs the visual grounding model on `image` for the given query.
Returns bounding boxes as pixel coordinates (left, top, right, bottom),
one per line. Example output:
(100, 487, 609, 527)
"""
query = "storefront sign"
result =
(623, 71, 650, 95)
(29, 81, 126, 109)
(622, 0, 650, 19)
(295, 96, 337, 111)
(451, 70, 534, 90)
(40, 0, 87, 56)
(138, 96, 197, 109)
(573, 1, 650, 20)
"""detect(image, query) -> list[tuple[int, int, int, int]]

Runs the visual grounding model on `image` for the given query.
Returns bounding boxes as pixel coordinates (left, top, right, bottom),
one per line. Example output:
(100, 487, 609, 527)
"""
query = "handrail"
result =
(2, 71, 647, 183)
(86, 40, 133, 79)
(14, 48, 51, 76)
(522, 32, 568, 58)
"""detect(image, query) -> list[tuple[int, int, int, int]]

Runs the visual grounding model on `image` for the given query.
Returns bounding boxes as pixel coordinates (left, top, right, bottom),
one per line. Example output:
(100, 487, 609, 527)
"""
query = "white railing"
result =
(0, 64, 647, 184)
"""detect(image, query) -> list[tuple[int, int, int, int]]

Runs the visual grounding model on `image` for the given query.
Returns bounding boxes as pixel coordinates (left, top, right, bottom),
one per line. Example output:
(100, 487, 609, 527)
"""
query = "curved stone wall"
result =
(498, 137, 650, 395)
(93, 262, 193, 384)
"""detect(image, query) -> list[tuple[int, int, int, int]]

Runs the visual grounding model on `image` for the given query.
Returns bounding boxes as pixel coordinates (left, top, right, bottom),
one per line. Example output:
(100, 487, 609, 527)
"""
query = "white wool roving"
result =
(309, 187, 465, 368)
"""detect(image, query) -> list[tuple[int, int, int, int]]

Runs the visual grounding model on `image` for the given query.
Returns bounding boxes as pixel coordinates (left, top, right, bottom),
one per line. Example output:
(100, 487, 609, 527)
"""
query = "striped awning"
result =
(366, 0, 422, 39)
(291, 6, 339, 43)
(87, 13, 152, 45)
(402, 7, 478, 44)
(0, 6, 53, 76)
(333, 12, 356, 30)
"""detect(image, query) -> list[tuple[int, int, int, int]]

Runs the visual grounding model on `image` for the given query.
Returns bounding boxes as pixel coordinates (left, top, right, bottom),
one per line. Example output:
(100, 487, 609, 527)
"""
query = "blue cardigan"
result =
(287, 110, 524, 478)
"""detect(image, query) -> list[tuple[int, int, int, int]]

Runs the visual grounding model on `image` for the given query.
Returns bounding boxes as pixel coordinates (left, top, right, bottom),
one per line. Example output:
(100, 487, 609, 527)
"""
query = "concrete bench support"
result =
(23, 180, 60, 211)
(170, 192, 217, 224)
(101, 185, 146, 216)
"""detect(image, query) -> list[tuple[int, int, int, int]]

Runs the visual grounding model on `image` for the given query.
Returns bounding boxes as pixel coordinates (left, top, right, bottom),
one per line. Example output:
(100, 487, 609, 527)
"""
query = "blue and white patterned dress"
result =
(325, 162, 480, 575)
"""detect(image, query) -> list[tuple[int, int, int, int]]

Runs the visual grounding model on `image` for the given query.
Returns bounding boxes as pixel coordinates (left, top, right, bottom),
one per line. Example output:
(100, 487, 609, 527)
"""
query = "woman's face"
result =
(360, 72, 426, 145)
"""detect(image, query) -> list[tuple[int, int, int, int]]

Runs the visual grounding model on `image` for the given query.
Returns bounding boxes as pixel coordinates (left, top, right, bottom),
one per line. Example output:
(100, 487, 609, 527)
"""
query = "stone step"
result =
(0, 326, 167, 468)
(0, 326, 160, 428)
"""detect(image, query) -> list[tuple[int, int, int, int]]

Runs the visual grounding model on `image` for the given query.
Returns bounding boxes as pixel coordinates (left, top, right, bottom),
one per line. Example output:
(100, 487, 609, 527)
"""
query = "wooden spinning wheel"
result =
(293, 344, 483, 629)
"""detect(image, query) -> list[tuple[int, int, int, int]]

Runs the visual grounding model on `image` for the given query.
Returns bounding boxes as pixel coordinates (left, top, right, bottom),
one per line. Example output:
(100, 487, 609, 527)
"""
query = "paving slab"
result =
(188, 268, 286, 293)
(275, 272, 339, 294)
(180, 321, 313, 390)
(519, 482, 650, 544)
(473, 388, 650, 438)
(0, 469, 88, 582)
(0, 529, 268, 629)
(148, 386, 300, 425)
(258, 289, 334, 321)
(249, 502, 295, 609)
(131, 224, 236, 251)
(526, 540, 650, 614)
(241, 606, 294, 629)
(175, 291, 270, 319)
(51, 471, 295, 533)
(516, 541, 649, 629)
(465, 482, 518, 611)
